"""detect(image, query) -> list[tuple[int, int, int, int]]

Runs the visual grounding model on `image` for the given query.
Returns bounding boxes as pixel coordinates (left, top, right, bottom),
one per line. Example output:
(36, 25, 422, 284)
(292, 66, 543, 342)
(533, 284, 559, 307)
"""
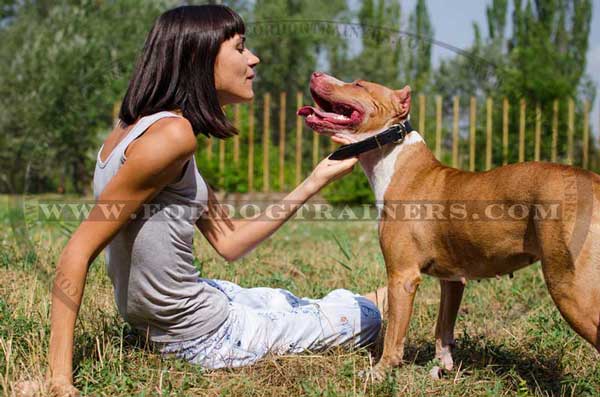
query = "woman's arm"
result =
(196, 155, 358, 262)
(46, 119, 197, 391)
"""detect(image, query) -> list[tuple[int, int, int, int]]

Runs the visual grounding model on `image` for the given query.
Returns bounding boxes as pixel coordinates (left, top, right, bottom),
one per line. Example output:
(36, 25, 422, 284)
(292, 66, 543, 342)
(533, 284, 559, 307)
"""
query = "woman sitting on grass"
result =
(31, 5, 386, 396)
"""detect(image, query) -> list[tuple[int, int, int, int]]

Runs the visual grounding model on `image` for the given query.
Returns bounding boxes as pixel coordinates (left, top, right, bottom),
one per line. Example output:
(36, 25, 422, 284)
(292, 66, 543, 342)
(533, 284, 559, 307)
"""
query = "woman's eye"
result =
(237, 46, 245, 53)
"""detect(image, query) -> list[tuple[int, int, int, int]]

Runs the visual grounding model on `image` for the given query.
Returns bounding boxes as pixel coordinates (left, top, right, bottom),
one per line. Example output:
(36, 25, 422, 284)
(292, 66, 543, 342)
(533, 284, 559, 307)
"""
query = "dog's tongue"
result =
(297, 106, 347, 120)
(297, 105, 315, 117)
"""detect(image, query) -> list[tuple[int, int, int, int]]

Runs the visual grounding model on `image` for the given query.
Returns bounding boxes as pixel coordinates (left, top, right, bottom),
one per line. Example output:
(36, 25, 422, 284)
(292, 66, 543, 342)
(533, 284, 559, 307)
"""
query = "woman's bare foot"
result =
(363, 286, 387, 316)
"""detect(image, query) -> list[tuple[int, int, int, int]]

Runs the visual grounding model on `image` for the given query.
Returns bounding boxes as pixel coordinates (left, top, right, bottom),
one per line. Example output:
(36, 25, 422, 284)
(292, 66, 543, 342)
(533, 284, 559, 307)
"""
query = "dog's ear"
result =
(393, 85, 411, 118)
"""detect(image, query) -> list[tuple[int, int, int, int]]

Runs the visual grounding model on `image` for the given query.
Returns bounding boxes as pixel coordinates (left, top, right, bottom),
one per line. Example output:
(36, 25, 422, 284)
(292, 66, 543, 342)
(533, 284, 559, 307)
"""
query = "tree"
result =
(503, 0, 592, 101)
(406, 0, 434, 93)
(486, 0, 508, 41)
(0, 0, 174, 194)
(249, 0, 349, 99)
(434, 0, 593, 102)
(432, 0, 595, 167)
(350, 0, 402, 87)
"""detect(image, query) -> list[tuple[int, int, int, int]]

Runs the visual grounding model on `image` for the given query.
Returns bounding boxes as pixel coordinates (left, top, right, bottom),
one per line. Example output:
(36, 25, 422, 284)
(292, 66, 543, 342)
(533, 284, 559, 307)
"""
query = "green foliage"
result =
(249, 0, 349, 99)
(0, 298, 40, 355)
(350, 0, 403, 87)
(0, 0, 172, 194)
(407, 0, 434, 93)
(505, 0, 592, 101)
(246, 0, 352, 192)
(432, 0, 596, 169)
(0, 0, 432, 203)
(0, 0, 595, 204)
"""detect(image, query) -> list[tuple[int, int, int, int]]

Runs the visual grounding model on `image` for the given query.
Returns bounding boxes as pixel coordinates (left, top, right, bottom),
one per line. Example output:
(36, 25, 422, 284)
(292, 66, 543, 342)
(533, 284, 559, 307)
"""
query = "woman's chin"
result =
(218, 91, 254, 106)
(235, 91, 254, 103)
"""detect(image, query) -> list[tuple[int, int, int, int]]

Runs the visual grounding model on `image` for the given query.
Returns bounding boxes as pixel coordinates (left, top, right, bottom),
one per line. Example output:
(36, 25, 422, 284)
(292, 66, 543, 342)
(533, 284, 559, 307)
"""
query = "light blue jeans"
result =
(155, 279, 382, 369)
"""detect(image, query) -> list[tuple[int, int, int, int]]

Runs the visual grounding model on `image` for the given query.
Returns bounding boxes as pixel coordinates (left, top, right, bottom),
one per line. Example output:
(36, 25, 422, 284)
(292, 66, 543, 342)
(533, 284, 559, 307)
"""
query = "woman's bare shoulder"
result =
(126, 116, 197, 160)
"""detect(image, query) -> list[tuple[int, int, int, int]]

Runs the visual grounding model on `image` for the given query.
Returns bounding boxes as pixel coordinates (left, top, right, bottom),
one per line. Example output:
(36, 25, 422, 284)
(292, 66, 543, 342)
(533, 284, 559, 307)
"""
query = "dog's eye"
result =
(354, 81, 365, 88)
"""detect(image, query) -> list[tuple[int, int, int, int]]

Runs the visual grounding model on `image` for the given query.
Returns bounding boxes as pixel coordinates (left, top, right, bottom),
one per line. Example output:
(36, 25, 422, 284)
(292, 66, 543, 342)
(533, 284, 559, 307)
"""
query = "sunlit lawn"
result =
(1, 195, 599, 396)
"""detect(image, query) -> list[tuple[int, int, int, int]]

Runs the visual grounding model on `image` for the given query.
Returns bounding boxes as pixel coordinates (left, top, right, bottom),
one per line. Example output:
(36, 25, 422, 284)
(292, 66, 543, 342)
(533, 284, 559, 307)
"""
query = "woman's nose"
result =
(247, 49, 260, 66)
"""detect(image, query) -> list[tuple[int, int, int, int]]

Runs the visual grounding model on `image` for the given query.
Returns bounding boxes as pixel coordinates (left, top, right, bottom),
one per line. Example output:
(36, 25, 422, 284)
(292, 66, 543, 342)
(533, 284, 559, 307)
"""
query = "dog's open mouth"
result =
(296, 88, 364, 131)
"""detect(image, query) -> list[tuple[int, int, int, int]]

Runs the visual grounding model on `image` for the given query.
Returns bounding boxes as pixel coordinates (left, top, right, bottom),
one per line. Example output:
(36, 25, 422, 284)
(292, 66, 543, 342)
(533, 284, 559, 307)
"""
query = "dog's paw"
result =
(435, 345, 454, 371)
(358, 364, 388, 382)
(429, 365, 443, 380)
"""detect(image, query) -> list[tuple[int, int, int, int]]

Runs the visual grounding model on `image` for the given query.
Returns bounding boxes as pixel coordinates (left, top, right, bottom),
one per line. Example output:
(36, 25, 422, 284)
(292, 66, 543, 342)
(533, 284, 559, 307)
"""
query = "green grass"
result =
(1, 197, 599, 396)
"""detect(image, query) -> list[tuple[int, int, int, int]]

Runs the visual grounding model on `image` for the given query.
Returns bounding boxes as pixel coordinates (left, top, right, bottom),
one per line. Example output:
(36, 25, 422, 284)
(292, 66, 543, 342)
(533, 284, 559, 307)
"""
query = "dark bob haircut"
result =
(118, 5, 245, 138)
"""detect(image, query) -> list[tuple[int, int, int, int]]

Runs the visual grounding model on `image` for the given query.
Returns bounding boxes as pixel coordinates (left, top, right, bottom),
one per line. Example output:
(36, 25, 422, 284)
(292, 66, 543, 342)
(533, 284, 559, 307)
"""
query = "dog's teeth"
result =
(332, 114, 349, 120)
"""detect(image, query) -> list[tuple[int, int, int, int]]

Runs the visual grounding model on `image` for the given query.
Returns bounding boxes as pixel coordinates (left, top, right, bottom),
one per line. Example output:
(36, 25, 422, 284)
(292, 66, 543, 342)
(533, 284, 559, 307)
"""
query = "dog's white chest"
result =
(359, 132, 425, 213)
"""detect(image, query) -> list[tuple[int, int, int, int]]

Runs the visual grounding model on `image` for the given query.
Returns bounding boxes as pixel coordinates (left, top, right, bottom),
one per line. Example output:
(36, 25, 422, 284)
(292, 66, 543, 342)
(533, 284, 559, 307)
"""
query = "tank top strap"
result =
(118, 111, 183, 164)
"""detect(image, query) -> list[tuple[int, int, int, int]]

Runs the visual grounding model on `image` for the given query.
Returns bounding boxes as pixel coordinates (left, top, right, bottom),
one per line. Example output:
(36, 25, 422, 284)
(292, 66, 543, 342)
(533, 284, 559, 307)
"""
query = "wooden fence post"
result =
(583, 100, 589, 169)
(234, 104, 240, 165)
(248, 101, 254, 192)
(206, 138, 213, 161)
(218, 138, 225, 186)
(263, 93, 271, 192)
(279, 92, 286, 191)
(567, 98, 574, 165)
(435, 95, 442, 159)
(296, 92, 303, 186)
(200, 93, 591, 193)
(469, 96, 476, 171)
(452, 96, 459, 168)
(419, 94, 426, 139)
(551, 100, 558, 163)
(486, 97, 492, 170)
(534, 103, 541, 162)
(502, 97, 509, 165)
(112, 101, 120, 121)
(519, 99, 526, 163)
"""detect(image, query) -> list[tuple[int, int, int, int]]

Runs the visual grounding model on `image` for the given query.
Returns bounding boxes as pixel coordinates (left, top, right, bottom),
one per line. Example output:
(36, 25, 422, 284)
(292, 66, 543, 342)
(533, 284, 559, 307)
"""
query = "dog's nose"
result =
(312, 71, 323, 78)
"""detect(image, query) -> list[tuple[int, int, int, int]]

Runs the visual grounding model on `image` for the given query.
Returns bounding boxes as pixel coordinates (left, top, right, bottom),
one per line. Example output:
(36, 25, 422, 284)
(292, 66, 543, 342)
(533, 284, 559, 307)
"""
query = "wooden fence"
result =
(135, 93, 596, 192)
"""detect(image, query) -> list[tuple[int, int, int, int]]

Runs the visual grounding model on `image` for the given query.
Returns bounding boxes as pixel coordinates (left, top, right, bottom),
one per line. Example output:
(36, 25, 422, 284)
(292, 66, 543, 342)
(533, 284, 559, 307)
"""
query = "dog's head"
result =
(297, 72, 411, 142)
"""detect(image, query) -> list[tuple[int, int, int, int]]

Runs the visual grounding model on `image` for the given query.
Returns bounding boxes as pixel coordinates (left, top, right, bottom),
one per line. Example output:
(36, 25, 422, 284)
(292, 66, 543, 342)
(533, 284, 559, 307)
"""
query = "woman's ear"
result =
(393, 85, 411, 119)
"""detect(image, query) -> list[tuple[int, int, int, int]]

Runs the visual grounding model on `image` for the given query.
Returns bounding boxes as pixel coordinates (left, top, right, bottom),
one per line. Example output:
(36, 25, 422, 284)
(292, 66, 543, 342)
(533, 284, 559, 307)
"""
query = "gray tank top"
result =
(92, 111, 229, 343)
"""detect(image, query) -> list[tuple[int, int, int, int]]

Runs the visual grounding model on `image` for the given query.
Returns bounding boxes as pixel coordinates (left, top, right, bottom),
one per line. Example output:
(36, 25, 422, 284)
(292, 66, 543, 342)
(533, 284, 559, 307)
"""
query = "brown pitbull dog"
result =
(298, 71, 600, 379)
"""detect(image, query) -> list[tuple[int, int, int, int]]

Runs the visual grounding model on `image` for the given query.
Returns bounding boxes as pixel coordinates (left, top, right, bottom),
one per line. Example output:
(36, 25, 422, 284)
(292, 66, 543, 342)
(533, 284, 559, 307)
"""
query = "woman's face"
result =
(214, 33, 260, 106)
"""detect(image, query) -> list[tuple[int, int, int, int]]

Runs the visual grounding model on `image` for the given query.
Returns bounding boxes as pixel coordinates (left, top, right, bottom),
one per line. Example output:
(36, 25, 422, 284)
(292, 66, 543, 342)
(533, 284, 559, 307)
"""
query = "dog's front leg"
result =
(370, 269, 422, 381)
(434, 280, 464, 372)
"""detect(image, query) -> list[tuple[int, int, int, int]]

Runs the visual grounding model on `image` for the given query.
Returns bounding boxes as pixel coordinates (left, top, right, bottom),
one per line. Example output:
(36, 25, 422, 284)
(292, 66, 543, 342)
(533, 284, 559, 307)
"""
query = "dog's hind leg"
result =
(540, 251, 600, 353)
(535, 180, 600, 353)
(434, 280, 465, 371)
(542, 262, 600, 352)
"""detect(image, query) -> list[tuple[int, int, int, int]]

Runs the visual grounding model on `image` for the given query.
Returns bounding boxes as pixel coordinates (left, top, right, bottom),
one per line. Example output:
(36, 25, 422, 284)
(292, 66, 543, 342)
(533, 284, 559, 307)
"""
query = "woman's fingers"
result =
(15, 379, 80, 397)
(323, 156, 358, 169)
(330, 136, 346, 145)
(14, 380, 41, 397)
(309, 153, 358, 190)
(332, 157, 358, 167)
(321, 157, 358, 180)
(331, 135, 354, 145)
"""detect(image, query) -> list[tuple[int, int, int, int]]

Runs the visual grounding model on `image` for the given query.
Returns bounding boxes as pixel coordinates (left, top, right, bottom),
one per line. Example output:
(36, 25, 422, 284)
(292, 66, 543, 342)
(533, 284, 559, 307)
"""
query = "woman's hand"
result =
(306, 135, 358, 193)
(46, 376, 81, 397)
(307, 156, 358, 192)
(14, 376, 81, 397)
